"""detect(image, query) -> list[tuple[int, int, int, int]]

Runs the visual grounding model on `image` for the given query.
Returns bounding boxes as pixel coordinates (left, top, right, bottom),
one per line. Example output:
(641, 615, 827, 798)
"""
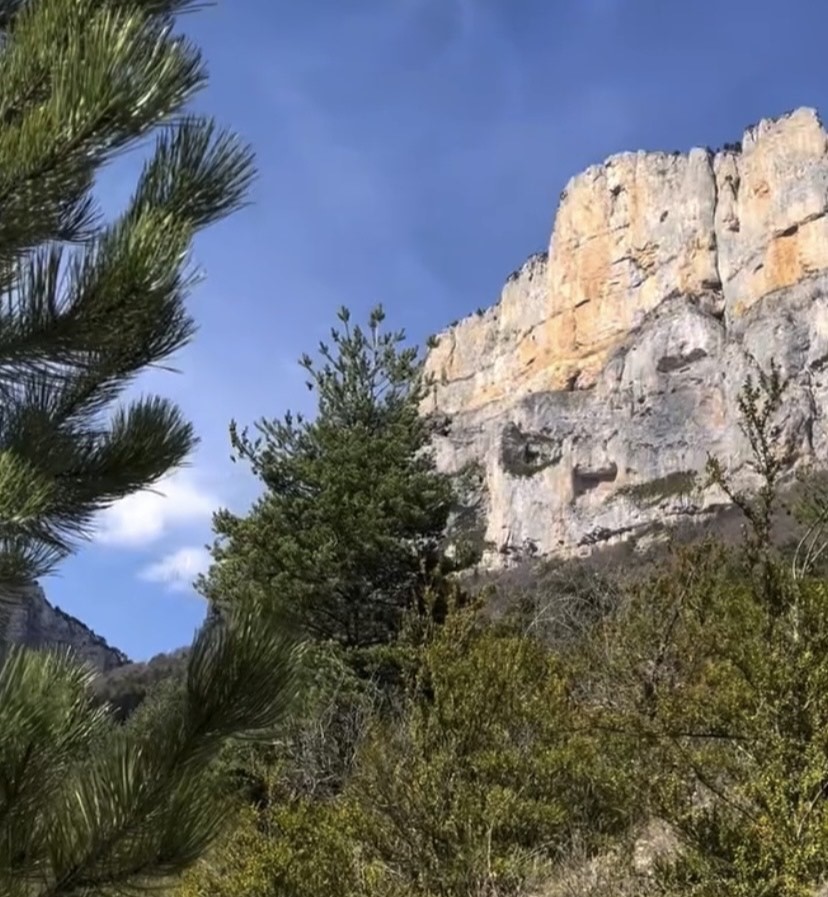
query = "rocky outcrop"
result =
(2, 583, 129, 672)
(424, 107, 828, 565)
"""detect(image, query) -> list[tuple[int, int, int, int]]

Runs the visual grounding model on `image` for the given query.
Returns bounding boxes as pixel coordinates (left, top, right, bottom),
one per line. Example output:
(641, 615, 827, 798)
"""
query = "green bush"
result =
(579, 363, 828, 895)
(345, 607, 638, 896)
(174, 603, 640, 897)
(175, 798, 372, 897)
(581, 536, 828, 895)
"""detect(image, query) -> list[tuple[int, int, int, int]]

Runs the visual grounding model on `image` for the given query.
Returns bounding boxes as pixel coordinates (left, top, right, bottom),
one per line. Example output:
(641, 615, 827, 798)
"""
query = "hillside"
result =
(2, 583, 128, 672)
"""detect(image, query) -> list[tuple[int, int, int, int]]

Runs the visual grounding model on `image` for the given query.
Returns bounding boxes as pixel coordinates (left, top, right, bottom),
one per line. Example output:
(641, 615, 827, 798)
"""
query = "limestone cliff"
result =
(424, 107, 828, 564)
(2, 583, 128, 672)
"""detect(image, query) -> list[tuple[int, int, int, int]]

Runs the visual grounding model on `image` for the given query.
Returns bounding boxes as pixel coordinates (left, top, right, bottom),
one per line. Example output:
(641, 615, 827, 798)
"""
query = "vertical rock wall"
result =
(424, 108, 828, 564)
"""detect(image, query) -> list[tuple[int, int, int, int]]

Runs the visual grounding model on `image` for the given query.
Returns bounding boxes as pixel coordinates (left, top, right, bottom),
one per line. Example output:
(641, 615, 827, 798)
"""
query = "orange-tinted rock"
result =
(424, 108, 828, 565)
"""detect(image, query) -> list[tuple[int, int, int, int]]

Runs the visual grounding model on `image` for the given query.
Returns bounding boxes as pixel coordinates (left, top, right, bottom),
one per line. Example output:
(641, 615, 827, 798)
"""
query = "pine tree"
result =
(0, 0, 254, 589)
(0, 1, 300, 893)
(0, 595, 300, 897)
(203, 306, 456, 649)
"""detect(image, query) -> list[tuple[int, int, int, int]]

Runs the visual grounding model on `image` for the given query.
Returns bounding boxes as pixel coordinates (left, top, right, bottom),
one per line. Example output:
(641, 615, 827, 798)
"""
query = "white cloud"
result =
(140, 545, 211, 593)
(95, 470, 219, 548)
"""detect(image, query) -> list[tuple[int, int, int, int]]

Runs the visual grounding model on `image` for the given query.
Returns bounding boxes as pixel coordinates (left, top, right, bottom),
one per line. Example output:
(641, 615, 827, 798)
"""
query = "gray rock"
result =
(424, 108, 828, 566)
(1, 582, 128, 673)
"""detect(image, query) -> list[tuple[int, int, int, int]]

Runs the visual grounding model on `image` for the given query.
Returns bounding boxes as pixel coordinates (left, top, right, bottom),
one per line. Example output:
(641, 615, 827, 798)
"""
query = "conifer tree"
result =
(0, 0, 254, 589)
(0, 595, 299, 897)
(203, 306, 457, 648)
(0, 1, 300, 893)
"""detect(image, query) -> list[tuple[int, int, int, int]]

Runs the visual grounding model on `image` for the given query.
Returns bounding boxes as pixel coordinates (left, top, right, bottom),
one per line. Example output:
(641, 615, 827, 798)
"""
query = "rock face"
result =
(424, 107, 828, 565)
(2, 583, 128, 672)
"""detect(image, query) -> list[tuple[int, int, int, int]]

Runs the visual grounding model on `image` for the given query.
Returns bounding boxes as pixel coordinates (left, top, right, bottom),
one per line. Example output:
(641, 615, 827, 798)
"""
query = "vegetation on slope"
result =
(170, 342, 828, 897)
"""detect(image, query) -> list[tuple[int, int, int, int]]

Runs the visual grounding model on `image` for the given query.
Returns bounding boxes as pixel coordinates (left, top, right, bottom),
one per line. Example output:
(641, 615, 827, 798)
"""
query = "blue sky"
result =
(42, 0, 828, 661)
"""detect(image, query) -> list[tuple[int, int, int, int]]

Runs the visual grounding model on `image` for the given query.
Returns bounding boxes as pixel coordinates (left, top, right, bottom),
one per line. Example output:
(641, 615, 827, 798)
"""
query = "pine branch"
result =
(0, 599, 300, 897)
(0, 5, 254, 581)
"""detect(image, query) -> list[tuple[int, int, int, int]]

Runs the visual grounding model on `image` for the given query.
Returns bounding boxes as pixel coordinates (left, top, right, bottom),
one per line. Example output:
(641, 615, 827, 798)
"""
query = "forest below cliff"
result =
(89, 324, 828, 897)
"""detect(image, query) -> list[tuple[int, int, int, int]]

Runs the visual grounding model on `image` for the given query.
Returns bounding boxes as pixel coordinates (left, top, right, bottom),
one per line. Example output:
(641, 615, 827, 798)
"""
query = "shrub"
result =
(345, 607, 638, 896)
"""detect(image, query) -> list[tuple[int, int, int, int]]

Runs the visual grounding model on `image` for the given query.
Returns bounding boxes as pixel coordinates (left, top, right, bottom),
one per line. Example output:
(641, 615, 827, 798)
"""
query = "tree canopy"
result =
(203, 306, 456, 648)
